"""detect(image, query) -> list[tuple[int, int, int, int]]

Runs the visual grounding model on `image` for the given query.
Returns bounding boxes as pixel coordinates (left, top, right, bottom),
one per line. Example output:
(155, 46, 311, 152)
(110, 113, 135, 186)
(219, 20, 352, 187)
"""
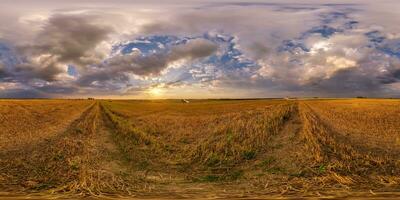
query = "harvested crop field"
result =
(0, 99, 400, 199)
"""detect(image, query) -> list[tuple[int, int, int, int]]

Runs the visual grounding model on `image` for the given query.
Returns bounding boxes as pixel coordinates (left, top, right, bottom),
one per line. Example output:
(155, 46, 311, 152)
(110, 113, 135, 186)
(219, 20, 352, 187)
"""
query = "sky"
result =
(0, 0, 400, 98)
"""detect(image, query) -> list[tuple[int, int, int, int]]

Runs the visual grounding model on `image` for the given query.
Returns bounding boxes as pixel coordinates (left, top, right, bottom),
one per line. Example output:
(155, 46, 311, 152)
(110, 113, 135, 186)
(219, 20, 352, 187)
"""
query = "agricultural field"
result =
(0, 99, 400, 199)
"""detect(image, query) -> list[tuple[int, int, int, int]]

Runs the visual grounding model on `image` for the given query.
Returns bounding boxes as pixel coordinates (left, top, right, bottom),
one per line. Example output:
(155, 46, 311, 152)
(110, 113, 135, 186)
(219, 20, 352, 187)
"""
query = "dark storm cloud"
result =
(378, 61, 400, 84)
(170, 38, 218, 59)
(378, 70, 400, 84)
(15, 14, 112, 82)
(78, 38, 217, 86)
(107, 53, 170, 76)
(305, 68, 382, 94)
(116, 38, 217, 75)
(0, 62, 6, 78)
(31, 14, 111, 63)
(0, 88, 47, 98)
(77, 71, 130, 87)
(34, 84, 78, 94)
(14, 59, 64, 82)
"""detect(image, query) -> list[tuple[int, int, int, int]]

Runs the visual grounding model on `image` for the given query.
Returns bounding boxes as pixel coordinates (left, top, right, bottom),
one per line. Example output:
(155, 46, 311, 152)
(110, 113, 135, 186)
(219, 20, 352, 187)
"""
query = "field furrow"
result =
(299, 102, 400, 188)
(1, 99, 400, 199)
(0, 100, 93, 150)
(0, 101, 97, 192)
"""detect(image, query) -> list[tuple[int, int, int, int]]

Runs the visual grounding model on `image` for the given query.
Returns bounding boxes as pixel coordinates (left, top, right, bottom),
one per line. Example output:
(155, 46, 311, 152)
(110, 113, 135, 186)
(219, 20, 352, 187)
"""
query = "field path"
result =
(85, 103, 136, 194)
(95, 110, 128, 181)
(56, 102, 144, 196)
(264, 103, 313, 175)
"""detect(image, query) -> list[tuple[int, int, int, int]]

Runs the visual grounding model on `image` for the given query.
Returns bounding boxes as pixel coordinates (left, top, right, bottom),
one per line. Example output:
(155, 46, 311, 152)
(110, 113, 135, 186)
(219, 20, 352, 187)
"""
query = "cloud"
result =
(0, 62, 6, 78)
(34, 83, 78, 94)
(377, 58, 400, 84)
(0, 88, 46, 98)
(78, 38, 217, 86)
(0, 81, 47, 98)
(15, 14, 113, 82)
(1, 1, 400, 98)
(169, 38, 218, 60)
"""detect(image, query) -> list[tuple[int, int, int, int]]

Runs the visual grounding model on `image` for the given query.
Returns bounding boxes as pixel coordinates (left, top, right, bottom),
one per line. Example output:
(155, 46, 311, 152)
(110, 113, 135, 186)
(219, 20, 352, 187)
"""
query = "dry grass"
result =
(299, 100, 400, 188)
(0, 98, 400, 199)
(0, 100, 92, 150)
(1, 101, 134, 196)
(0, 101, 94, 191)
(303, 99, 400, 151)
(101, 100, 294, 182)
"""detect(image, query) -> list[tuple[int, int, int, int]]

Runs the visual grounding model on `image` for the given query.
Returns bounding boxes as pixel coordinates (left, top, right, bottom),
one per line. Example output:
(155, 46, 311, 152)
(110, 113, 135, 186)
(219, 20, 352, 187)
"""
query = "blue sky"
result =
(0, 0, 400, 98)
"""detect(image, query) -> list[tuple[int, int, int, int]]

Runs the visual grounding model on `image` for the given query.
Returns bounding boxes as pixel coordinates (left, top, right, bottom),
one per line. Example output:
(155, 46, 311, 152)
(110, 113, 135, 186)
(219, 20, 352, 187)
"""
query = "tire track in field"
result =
(304, 102, 400, 160)
(97, 102, 167, 194)
(299, 102, 400, 187)
(0, 101, 93, 151)
(0, 101, 137, 196)
(263, 102, 314, 176)
(0, 102, 97, 192)
(79, 103, 136, 194)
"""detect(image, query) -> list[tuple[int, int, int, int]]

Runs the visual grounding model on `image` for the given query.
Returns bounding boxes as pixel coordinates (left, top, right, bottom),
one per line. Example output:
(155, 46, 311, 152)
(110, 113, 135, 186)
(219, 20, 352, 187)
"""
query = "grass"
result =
(259, 157, 276, 168)
(299, 100, 400, 185)
(1, 98, 400, 198)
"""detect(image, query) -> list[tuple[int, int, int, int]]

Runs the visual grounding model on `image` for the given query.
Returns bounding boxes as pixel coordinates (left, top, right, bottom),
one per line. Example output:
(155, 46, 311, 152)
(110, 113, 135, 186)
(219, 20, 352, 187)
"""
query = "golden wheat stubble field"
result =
(0, 99, 400, 199)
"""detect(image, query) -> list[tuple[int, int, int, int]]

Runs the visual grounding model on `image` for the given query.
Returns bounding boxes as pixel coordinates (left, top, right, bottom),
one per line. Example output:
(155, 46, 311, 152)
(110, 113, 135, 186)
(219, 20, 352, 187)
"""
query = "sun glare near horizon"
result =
(148, 87, 165, 97)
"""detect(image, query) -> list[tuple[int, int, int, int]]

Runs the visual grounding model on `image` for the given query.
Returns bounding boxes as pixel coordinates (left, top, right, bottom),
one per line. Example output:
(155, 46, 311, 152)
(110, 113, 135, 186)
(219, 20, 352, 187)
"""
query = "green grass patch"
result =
(259, 157, 276, 168)
(206, 154, 221, 167)
(227, 170, 244, 180)
(200, 174, 220, 182)
(242, 150, 256, 160)
(266, 167, 285, 174)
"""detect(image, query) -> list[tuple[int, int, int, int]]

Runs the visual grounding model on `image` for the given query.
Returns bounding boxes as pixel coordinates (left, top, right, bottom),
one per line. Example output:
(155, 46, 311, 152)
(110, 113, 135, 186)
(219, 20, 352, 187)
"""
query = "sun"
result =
(148, 87, 164, 96)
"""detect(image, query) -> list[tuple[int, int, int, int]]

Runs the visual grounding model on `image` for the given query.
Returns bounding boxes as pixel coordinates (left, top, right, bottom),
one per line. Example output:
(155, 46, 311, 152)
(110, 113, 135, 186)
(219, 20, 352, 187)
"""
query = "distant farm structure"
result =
(284, 97, 297, 100)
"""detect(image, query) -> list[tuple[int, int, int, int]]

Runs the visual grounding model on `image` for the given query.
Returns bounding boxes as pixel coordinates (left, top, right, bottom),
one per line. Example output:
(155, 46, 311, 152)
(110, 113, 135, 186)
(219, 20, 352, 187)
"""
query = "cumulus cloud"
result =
(15, 14, 112, 82)
(377, 58, 400, 84)
(1, 0, 400, 98)
(170, 38, 218, 60)
(78, 38, 217, 86)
